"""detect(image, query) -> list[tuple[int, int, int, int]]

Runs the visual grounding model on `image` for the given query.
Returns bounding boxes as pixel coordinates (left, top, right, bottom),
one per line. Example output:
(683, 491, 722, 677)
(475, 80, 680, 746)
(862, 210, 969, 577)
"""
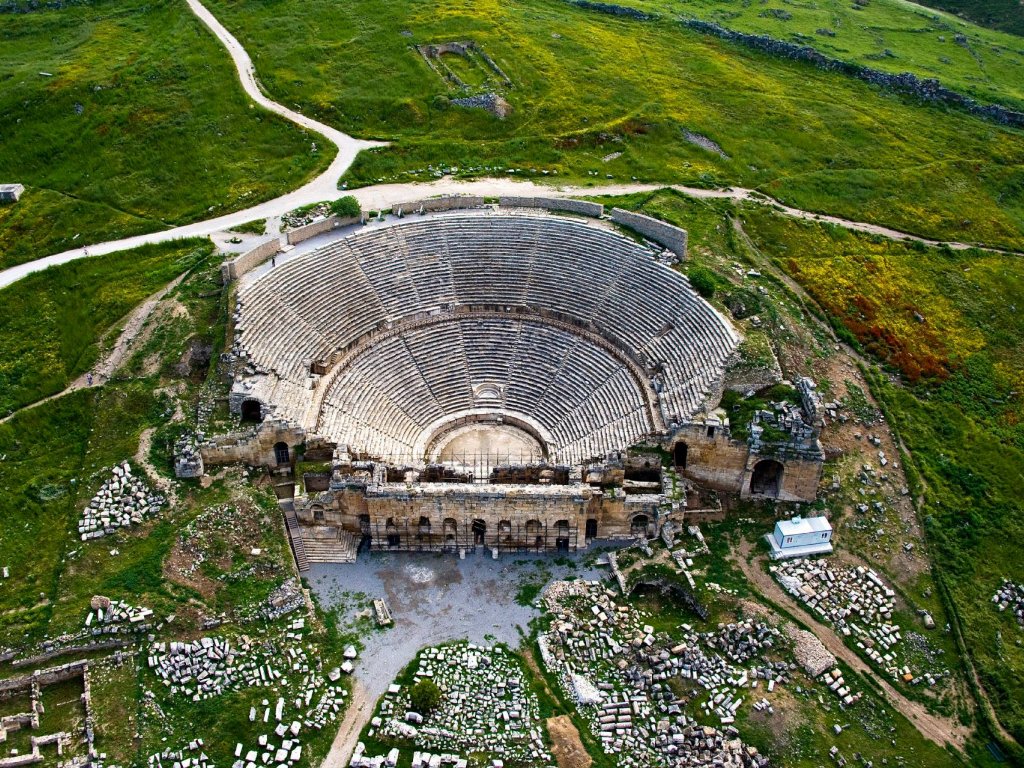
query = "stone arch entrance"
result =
(630, 514, 649, 537)
(471, 518, 487, 546)
(240, 399, 262, 422)
(673, 442, 688, 470)
(585, 518, 598, 542)
(554, 519, 570, 552)
(273, 441, 290, 465)
(750, 459, 784, 497)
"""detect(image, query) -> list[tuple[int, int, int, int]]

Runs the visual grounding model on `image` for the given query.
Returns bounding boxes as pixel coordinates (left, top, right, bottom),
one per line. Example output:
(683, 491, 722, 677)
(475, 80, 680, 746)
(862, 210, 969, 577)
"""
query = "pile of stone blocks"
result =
(992, 580, 1024, 628)
(772, 559, 914, 679)
(79, 462, 164, 539)
(84, 595, 153, 634)
(540, 580, 770, 766)
(369, 643, 551, 767)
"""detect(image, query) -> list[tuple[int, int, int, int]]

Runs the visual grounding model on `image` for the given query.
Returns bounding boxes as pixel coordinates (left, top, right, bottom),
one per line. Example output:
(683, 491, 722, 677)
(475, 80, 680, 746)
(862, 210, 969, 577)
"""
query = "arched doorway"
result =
(273, 441, 290, 465)
(585, 518, 598, 542)
(240, 399, 262, 422)
(386, 517, 400, 548)
(498, 520, 512, 544)
(471, 518, 487, 546)
(554, 519, 570, 552)
(630, 514, 649, 537)
(673, 442, 688, 470)
(750, 459, 784, 497)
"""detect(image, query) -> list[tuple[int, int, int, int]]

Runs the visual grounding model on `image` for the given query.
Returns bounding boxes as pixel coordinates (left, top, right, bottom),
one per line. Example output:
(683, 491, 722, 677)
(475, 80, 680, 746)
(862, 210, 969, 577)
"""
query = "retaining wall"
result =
(391, 195, 485, 216)
(285, 214, 361, 245)
(610, 208, 688, 258)
(221, 236, 281, 283)
(498, 196, 603, 217)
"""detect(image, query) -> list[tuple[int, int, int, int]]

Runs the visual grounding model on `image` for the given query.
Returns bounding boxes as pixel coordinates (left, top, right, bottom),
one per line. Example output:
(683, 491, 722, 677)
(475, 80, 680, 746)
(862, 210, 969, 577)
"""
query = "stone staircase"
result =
(280, 502, 309, 572)
(301, 528, 358, 564)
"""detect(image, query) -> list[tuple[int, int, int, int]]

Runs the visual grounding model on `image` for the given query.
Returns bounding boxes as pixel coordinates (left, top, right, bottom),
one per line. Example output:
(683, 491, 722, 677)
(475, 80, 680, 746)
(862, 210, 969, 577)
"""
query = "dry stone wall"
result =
(221, 237, 281, 283)
(499, 196, 603, 217)
(610, 208, 688, 258)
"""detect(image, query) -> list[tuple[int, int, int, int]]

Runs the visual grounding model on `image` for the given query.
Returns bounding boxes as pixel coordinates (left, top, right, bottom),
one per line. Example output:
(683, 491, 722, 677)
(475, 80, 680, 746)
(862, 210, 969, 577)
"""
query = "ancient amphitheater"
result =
(231, 211, 738, 465)
(184, 205, 823, 556)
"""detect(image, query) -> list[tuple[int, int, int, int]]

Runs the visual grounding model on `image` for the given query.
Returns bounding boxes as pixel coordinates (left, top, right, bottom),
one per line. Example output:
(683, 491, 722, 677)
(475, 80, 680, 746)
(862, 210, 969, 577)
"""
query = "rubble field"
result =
(355, 642, 552, 767)
(771, 558, 948, 687)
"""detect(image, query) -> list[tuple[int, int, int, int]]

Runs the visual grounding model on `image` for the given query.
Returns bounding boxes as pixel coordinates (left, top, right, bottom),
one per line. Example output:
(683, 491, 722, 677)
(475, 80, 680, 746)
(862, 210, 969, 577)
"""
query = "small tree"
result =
(330, 195, 361, 219)
(409, 678, 442, 715)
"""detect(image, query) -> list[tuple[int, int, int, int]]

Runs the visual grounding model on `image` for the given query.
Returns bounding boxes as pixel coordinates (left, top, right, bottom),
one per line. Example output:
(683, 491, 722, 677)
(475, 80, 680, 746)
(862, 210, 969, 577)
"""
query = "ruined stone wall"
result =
(672, 424, 821, 501)
(498, 197, 603, 217)
(285, 215, 362, 245)
(220, 237, 281, 283)
(672, 424, 749, 493)
(682, 19, 1024, 129)
(610, 208, 688, 258)
(740, 453, 822, 502)
(198, 421, 306, 468)
(391, 196, 485, 216)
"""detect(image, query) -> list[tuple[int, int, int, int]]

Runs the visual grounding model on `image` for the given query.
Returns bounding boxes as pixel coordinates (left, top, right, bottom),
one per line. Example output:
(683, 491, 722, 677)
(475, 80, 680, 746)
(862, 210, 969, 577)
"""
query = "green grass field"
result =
(203, 0, 1024, 250)
(0, 240, 213, 418)
(916, 0, 1024, 36)
(0, 0, 332, 268)
(605, 0, 1024, 110)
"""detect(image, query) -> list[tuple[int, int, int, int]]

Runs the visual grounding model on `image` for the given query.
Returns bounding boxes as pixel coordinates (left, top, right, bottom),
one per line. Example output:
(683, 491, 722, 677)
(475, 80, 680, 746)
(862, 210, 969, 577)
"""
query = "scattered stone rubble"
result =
(145, 622, 347, 768)
(364, 643, 551, 767)
(773, 558, 945, 686)
(79, 462, 164, 539)
(84, 595, 154, 634)
(992, 580, 1024, 628)
(540, 580, 771, 766)
(148, 743, 214, 768)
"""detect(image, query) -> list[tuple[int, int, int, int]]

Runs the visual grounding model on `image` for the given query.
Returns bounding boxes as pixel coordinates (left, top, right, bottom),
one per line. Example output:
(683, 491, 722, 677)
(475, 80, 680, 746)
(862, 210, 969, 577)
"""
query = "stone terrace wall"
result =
(285, 214, 362, 245)
(392, 195, 485, 216)
(610, 208, 688, 258)
(499, 196, 604, 217)
(221, 236, 281, 283)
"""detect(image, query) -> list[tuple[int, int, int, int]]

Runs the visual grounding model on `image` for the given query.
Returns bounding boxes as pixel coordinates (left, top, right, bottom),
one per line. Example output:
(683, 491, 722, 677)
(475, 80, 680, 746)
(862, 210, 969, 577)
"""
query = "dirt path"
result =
(731, 541, 971, 750)
(0, 273, 187, 425)
(320, 679, 371, 768)
(547, 715, 592, 768)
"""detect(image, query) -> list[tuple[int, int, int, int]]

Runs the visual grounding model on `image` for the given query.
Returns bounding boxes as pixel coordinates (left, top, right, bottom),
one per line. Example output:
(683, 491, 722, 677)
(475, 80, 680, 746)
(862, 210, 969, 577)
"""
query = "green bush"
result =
(687, 264, 717, 299)
(408, 678, 442, 715)
(330, 196, 361, 218)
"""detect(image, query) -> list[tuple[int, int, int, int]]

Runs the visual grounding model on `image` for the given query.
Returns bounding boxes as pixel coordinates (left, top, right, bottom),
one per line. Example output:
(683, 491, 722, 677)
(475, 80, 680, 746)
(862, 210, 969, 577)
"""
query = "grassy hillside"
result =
(916, 0, 1024, 37)
(735, 204, 1024, 746)
(205, 0, 1024, 250)
(0, 0, 332, 267)
(612, 0, 1024, 110)
(0, 240, 213, 418)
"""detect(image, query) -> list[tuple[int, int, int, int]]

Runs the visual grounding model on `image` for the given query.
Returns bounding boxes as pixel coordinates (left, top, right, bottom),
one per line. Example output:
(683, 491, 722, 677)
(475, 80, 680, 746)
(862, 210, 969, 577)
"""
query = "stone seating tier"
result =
(235, 213, 739, 463)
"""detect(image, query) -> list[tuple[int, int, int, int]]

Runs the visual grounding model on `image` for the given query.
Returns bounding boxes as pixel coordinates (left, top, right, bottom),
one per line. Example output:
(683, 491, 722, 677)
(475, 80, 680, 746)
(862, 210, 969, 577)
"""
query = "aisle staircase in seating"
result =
(280, 501, 310, 572)
(301, 527, 359, 564)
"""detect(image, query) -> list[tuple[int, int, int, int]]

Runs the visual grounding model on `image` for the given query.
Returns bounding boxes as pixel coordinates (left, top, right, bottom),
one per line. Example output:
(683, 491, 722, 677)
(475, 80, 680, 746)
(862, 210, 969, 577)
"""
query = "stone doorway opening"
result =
(750, 459, 784, 497)
(471, 518, 487, 546)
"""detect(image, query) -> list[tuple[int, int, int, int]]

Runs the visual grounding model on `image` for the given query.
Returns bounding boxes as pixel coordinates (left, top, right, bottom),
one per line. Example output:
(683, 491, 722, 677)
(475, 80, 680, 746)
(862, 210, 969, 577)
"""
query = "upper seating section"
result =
(234, 212, 739, 440)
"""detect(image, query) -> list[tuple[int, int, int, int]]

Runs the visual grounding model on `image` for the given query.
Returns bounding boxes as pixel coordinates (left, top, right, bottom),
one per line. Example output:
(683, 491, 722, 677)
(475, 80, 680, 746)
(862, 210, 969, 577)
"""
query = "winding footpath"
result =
(0, 0, 1020, 291)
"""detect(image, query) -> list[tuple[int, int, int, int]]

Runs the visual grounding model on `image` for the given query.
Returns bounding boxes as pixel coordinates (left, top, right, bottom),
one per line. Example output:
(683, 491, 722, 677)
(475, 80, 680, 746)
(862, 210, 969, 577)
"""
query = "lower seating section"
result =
(316, 318, 650, 465)
(234, 211, 739, 460)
